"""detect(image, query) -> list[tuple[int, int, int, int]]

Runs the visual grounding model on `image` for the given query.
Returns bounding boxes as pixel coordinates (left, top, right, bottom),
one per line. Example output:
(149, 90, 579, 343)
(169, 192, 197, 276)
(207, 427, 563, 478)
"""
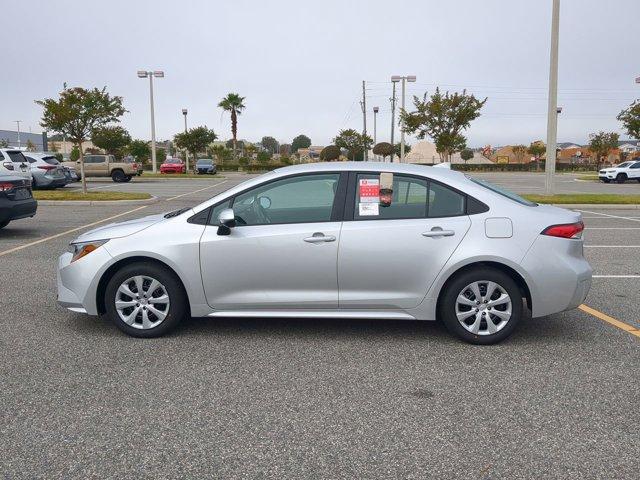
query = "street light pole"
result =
(391, 75, 416, 162)
(373, 106, 379, 160)
(390, 79, 398, 162)
(138, 70, 164, 173)
(544, 0, 560, 195)
(15, 120, 21, 148)
(182, 108, 188, 171)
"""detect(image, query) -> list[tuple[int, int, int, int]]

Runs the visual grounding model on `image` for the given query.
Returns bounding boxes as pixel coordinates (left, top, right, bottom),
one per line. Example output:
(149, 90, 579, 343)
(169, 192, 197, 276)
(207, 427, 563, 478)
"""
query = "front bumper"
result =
(57, 246, 113, 315)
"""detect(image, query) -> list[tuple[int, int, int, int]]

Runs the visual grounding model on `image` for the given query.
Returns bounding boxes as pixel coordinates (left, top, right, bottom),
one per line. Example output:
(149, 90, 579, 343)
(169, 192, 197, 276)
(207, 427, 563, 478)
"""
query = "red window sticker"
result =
(359, 178, 380, 203)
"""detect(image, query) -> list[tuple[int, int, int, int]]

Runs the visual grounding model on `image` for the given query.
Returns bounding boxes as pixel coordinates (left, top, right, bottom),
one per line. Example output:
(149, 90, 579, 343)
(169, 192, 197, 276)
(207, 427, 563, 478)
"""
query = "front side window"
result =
(232, 173, 340, 226)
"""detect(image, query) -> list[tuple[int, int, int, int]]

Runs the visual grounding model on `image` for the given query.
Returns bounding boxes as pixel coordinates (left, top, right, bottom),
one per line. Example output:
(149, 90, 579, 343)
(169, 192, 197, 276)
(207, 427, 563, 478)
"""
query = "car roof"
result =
(274, 161, 465, 181)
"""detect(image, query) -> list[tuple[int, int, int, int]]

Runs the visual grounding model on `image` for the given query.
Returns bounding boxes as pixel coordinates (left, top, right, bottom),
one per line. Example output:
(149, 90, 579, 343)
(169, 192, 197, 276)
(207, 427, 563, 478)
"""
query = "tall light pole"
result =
(182, 108, 189, 170)
(137, 70, 164, 173)
(373, 106, 379, 161)
(15, 120, 21, 148)
(392, 75, 417, 162)
(390, 78, 398, 162)
(544, 0, 560, 195)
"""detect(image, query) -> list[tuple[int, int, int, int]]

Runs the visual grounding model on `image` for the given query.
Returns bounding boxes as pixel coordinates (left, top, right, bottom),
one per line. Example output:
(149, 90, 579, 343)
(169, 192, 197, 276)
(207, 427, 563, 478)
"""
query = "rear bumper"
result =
(0, 196, 37, 223)
(521, 236, 592, 317)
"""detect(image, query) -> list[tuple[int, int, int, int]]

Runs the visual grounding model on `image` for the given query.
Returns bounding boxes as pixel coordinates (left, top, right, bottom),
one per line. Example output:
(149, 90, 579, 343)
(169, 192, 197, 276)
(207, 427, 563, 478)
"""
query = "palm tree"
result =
(218, 93, 246, 159)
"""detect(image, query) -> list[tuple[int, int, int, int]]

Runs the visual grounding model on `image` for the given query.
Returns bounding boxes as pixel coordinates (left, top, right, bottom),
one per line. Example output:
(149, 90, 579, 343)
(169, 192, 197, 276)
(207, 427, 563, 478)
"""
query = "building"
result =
(296, 146, 324, 162)
(617, 140, 640, 154)
(0, 129, 48, 151)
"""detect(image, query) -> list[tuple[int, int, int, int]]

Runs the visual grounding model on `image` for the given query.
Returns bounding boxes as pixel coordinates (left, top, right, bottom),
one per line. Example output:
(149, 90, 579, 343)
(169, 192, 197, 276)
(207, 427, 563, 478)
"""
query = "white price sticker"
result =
(358, 203, 379, 216)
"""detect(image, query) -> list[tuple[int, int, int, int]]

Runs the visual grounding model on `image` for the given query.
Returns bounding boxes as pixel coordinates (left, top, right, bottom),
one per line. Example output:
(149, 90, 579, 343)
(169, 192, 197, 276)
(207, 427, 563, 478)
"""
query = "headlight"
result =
(67, 239, 109, 263)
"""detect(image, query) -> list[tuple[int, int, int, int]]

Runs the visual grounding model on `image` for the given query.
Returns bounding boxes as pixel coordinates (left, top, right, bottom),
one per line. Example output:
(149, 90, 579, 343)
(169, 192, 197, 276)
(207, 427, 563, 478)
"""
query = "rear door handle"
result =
(422, 228, 455, 238)
(304, 233, 336, 243)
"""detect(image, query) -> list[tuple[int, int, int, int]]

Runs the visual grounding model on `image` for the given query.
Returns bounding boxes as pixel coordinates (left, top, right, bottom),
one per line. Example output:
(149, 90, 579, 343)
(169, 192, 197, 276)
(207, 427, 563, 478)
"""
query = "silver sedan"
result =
(57, 162, 592, 344)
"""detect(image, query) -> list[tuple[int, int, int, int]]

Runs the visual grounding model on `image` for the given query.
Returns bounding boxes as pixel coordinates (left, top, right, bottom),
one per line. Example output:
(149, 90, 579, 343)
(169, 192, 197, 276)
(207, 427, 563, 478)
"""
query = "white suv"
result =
(598, 161, 640, 183)
(0, 149, 33, 181)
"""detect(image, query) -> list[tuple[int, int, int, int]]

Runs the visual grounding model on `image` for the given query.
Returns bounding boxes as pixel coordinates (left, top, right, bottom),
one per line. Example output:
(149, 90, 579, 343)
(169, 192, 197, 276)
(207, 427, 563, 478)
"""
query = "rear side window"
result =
(428, 182, 466, 217)
(42, 156, 59, 165)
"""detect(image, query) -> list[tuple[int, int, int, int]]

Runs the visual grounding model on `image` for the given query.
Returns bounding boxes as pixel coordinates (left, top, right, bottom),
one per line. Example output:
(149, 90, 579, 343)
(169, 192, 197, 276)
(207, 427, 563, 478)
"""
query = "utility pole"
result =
(361, 80, 368, 161)
(15, 121, 21, 148)
(390, 81, 397, 162)
(544, 0, 560, 195)
(373, 106, 379, 160)
(391, 75, 416, 162)
(182, 108, 189, 171)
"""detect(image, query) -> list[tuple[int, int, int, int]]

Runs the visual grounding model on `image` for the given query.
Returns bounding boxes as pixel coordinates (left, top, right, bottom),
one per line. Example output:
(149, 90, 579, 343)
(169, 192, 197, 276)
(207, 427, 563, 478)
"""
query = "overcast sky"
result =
(2, 0, 639, 147)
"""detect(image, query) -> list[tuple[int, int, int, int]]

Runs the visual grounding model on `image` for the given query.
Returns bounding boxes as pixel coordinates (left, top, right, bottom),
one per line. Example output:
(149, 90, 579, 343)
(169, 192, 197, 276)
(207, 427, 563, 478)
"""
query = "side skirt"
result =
(207, 310, 419, 320)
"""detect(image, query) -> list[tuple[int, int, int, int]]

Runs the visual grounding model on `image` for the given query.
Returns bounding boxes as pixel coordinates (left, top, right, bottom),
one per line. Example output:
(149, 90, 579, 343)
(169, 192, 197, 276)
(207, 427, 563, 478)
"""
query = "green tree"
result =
(127, 140, 151, 164)
(256, 151, 271, 164)
(70, 146, 80, 161)
(209, 144, 232, 164)
(320, 145, 341, 162)
(373, 142, 394, 161)
(0, 139, 8, 148)
(333, 129, 373, 161)
(588, 131, 619, 168)
(174, 126, 217, 164)
(260, 136, 279, 154)
(244, 143, 257, 159)
(617, 100, 640, 140)
(393, 142, 411, 158)
(291, 134, 311, 153)
(218, 93, 246, 159)
(156, 148, 167, 163)
(400, 88, 486, 162)
(92, 125, 131, 157)
(36, 86, 126, 192)
(460, 148, 474, 164)
(25, 139, 36, 152)
(527, 141, 546, 171)
(512, 144, 527, 163)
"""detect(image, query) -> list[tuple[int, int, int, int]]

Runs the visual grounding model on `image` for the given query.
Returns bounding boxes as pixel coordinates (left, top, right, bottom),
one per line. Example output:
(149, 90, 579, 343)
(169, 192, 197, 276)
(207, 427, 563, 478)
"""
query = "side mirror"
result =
(217, 208, 236, 235)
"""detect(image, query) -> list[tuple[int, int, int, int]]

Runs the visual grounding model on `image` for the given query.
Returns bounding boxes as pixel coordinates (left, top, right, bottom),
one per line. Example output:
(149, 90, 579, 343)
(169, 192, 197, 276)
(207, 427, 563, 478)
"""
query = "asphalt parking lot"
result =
(1, 173, 639, 479)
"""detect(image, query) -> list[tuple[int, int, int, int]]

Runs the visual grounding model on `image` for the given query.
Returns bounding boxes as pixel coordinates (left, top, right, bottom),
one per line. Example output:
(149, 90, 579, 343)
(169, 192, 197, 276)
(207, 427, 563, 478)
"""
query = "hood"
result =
(73, 213, 166, 243)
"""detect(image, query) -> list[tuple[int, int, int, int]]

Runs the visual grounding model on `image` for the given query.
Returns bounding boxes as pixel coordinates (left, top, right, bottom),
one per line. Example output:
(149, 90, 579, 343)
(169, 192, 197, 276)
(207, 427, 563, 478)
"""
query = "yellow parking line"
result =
(0, 206, 148, 258)
(579, 304, 640, 338)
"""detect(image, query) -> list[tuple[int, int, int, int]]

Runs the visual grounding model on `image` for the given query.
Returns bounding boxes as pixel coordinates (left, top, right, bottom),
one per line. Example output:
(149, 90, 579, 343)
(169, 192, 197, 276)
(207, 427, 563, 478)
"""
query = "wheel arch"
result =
(435, 260, 533, 316)
(96, 255, 191, 315)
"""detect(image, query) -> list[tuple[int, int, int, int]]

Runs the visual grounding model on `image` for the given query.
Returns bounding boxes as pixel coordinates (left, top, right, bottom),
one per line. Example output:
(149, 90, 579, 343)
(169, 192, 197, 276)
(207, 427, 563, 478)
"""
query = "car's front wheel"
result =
(104, 262, 188, 337)
(439, 267, 523, 345)
(616, 173, 627, 184)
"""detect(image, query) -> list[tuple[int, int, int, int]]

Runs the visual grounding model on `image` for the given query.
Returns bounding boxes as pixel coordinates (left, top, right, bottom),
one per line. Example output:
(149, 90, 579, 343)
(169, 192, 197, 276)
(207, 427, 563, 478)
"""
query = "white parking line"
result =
(586, 227, 640, 230)
(584, 245, 640, 248)
(577, 210, 640, 223)
(165, 181, 227, 201)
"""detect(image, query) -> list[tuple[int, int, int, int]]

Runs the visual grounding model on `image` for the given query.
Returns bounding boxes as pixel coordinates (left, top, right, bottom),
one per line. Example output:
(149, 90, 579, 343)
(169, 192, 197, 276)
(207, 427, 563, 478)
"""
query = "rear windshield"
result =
(42, 156, 60, 165)
(7, 151, 28, 163)
(197, 159, 213, 165)
(468, 176, 537, 206)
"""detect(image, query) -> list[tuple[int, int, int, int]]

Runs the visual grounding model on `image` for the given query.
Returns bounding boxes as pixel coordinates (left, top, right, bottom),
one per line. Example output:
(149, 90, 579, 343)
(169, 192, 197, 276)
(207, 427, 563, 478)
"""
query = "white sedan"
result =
(57, 162, 592, 344)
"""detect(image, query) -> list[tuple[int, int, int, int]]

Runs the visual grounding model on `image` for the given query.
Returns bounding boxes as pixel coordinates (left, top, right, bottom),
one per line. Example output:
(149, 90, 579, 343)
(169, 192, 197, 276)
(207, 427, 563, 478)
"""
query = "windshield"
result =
(166, 159, 181, 164)
(615, 162, 632, 168)
(197, 159, 213, 165)
(468, 176, 537, 206)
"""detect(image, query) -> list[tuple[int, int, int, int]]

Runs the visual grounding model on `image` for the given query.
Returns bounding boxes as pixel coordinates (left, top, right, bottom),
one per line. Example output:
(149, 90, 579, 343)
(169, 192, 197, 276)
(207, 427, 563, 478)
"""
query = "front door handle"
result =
(422, 228, 455, 238)
(304, 232, 336, 243)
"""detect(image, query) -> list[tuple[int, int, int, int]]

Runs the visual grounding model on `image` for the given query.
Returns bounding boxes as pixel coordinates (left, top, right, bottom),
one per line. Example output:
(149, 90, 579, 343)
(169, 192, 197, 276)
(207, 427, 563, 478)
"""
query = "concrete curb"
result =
(541, 203, 640, 209)
(37, 195, 159, 206)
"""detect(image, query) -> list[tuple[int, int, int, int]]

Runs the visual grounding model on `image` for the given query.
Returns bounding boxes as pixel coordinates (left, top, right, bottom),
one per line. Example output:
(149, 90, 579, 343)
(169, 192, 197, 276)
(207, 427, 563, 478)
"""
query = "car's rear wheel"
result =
(124, 175, 133, 182)
(111, 169, 126, 182)
(104, 262, 188, 338)
(616, 173, 627, 184)
(439, 267, 523, 345)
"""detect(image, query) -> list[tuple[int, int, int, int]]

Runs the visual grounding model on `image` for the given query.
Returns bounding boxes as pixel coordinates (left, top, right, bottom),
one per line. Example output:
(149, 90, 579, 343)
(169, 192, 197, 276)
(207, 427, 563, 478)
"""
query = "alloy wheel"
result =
(455, 280, 512, 336)
(114, 275, 170, 329)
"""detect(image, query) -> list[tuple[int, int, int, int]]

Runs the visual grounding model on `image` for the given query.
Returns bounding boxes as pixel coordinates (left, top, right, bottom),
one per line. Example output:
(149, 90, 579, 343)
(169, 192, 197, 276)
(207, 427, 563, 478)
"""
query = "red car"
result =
(160, 158, 186, 174)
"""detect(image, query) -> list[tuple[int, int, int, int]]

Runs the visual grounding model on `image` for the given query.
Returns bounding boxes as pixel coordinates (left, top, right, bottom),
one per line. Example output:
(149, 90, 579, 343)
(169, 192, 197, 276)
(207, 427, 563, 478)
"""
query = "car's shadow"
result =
(65, 308, 585, 346)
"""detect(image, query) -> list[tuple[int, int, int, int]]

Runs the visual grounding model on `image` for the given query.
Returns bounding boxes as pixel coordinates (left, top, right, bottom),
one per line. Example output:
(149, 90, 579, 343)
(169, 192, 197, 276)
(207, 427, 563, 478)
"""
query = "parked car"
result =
(57, 162, 592, 344)
(63, 165, 80, 183)
(123, 156, 143, 176)
(63, 154, 137, 182)
(195, 158, 217, 175)
(598, 161, 640, 183)
(0, 149, 33, 181)
(23, 153, 68, 189)
(160, 158, 186, 174)
(0, 175, 37, 229)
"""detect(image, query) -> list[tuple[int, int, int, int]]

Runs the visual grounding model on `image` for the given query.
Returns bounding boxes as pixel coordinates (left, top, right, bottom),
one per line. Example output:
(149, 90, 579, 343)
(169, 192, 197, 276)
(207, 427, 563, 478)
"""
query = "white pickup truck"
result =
(598, 160, 640, 183)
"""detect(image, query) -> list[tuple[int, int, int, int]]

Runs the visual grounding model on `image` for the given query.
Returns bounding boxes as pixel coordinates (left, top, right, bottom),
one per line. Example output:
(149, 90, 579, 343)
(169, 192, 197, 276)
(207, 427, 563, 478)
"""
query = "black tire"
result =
(602, 179, 610, 183)
(111, 169, 126, 182)
(636, 179, 640, 183)
(438, 267, 523, 345)
(123, 175, 133, 182)
(104, 262, 188, 338)
(616, 173, 627, 184)
(0, 219, 9, 229)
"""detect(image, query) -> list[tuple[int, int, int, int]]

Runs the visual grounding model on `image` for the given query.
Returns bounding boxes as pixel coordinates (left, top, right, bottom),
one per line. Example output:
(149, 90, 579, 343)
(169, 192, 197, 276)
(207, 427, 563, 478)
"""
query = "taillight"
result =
(37, 165, 56, 171)
(0, 182, 16, 192)
(2, 162, 14, 171)
(541, 221, 584, 239)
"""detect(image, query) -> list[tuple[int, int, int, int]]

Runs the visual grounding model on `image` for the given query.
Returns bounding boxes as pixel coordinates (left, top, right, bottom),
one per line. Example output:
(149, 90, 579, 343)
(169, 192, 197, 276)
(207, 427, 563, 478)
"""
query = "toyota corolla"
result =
(57, 162, 592, 344)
